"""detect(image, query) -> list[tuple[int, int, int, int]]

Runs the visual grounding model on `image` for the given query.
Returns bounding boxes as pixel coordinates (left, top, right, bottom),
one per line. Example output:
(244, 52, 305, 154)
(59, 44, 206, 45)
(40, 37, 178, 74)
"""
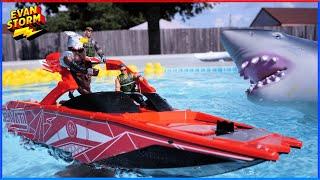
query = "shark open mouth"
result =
(236, 53, 289, 94)
(245, 69, 287, 94)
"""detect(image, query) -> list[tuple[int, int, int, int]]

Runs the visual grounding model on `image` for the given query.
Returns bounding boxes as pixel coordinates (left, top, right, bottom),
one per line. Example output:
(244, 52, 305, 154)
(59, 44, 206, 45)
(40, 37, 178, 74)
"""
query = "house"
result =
(250, 8, 317, 27)
(129, 19, 189, 30)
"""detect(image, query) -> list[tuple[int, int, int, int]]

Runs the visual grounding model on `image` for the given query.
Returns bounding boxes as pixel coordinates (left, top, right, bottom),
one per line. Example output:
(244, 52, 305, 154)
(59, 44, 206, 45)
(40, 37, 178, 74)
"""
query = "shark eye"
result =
(272, 32, 283, 40)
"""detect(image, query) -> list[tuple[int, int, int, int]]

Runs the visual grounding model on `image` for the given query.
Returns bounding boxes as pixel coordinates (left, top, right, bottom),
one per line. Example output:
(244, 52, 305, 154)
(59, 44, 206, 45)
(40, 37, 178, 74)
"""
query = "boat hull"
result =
(2, 99, 302, 176)
(3, 101, 254, 165)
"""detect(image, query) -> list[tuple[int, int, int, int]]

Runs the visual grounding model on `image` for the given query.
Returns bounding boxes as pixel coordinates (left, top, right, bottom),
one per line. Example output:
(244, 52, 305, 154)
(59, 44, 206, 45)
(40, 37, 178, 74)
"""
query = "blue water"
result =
(2, 70, 317, 178)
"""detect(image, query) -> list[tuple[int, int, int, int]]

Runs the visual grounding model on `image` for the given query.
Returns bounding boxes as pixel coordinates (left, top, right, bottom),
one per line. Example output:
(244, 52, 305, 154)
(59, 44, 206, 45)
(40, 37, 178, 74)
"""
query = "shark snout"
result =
(221, 29, 257, 67)
(220, 30, 243, 60)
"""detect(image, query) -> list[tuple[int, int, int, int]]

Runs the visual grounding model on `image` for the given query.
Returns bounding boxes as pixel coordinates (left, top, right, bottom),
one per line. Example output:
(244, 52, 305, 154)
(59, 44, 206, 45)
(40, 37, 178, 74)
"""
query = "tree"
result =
(15, 3, 146, 32)
(114, 3, 214, 54)
(16, 3, 213, 54)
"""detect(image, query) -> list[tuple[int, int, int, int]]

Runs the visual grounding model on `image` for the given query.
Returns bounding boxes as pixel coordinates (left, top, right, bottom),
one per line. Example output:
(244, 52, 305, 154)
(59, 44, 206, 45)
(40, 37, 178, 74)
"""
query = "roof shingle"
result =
(263, 8, 317, 25)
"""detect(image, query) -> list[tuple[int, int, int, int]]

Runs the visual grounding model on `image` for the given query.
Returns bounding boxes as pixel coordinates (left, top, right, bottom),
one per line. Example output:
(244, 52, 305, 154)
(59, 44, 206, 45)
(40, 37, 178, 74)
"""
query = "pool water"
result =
(2, 70, 317, 178)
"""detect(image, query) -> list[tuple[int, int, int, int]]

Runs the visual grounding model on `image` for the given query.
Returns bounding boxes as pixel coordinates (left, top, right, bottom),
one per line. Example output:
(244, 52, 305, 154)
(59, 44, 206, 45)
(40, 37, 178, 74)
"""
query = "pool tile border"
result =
(165, 66, 238, 73)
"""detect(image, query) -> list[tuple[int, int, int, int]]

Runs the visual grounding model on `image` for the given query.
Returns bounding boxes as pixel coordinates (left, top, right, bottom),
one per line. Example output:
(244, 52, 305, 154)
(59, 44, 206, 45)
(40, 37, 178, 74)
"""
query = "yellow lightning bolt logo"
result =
(13, 27, 44, 40)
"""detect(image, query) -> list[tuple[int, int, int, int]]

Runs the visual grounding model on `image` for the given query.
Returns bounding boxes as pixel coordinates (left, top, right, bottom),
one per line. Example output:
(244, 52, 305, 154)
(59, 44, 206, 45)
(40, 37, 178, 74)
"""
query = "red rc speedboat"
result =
(2, 53, 302, 177)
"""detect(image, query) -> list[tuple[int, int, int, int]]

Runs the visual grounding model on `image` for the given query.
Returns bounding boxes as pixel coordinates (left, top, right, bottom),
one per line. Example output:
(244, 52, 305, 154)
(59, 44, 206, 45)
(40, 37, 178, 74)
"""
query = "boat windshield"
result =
(143, 93, 173, 112)
(61, 92, 173, 113)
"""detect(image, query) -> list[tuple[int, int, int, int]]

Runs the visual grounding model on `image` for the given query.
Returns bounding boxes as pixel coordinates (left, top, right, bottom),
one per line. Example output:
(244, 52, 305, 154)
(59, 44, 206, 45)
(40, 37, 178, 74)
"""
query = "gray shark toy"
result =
(221, 29, 317, 115)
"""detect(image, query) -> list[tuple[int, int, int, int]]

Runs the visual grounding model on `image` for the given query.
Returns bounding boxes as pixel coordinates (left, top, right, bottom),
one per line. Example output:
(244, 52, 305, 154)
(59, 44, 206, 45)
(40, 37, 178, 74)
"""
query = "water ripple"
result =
(2, 72, 317, 177)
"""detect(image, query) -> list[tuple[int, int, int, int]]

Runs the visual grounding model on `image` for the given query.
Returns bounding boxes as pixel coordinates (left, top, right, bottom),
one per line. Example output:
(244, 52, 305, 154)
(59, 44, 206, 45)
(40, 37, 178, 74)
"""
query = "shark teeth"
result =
(245, 55, 280, 67)
(251, 57, 260, 64)
(271, 57, 278, 63)
(271, 57, 278, 62)
(241, 61, 249, 69)
(264, 77, 271, 84)
(279, 72, 285, 77)
(240, 55, 279, 77)
(261, 55, 269, 61)
(248, 84, 255, 92)
(241, 55, 288, 94)
(246, 69, 286, 94)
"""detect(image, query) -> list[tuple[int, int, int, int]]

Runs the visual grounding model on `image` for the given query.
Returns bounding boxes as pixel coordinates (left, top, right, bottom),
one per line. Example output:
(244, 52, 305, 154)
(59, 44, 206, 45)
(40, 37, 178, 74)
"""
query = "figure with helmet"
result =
(60, 31, 99, 97)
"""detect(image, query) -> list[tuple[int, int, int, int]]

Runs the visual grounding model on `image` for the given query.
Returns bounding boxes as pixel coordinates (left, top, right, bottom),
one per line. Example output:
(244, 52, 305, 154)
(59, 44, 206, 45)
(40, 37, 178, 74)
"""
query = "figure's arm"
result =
(93, 39, 105, 59)
(69, 61, 88, 74)
(115, 78, 121, 92)
(62, 53, 90, 74)
(133, 73, 143, 81)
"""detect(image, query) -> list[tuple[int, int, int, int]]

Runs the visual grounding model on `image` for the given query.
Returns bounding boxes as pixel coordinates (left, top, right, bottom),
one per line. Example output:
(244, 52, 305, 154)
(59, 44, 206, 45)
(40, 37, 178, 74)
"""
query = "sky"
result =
(2, 2, 318, 28)
(174, 2, 317, 28)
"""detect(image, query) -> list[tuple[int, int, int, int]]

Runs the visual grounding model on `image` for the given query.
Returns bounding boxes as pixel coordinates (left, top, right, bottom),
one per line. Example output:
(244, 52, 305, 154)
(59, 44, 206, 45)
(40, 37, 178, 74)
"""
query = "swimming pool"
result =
(2, 68, 317, 177)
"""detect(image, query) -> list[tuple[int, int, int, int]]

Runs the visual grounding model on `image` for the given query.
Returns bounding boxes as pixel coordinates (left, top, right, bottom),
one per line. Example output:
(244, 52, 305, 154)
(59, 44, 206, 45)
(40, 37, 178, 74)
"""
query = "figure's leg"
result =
(40, 68, 78, 105)
(81, 62, 93, 94)
(82, 75, 92, 94)
(70, 72, 89, 95)
(130, 94, 147, 107)
(74, 74, 91, 95)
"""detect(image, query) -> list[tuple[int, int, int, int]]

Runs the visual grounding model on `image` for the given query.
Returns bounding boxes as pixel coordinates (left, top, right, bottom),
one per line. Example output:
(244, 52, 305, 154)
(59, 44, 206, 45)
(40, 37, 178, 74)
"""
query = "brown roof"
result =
(263, 8, 317, 25)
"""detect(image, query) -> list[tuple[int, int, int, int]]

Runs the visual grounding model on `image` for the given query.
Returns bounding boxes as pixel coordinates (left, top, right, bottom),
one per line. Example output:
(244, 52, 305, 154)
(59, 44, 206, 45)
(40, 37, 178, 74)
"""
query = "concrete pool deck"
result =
(3, 53, 235, 70)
